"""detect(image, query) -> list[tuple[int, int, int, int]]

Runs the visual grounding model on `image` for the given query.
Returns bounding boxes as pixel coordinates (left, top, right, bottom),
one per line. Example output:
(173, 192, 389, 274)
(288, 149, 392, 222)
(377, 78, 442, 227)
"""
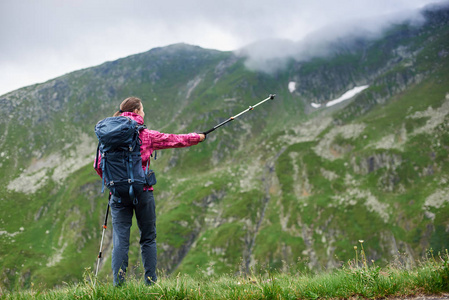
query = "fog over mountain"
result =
(0, 0, 440, 95)
(239, 3, 447, 72)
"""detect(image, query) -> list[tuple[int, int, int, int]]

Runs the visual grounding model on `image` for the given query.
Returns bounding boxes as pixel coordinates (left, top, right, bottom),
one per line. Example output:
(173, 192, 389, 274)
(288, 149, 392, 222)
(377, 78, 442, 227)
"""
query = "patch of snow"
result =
(311, 103, 321, 108)
(326, 85, 369, 107)
(288, 81, 296, 93)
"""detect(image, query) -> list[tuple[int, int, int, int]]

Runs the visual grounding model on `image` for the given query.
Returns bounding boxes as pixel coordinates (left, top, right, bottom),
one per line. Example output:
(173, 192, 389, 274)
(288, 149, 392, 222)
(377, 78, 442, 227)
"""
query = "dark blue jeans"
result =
(110, 190, 157, 286)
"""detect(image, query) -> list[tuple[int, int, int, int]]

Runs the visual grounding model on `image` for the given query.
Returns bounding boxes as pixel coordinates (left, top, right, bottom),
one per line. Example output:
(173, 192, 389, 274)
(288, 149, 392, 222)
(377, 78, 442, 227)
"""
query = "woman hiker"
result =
(94, 96, 205, 286)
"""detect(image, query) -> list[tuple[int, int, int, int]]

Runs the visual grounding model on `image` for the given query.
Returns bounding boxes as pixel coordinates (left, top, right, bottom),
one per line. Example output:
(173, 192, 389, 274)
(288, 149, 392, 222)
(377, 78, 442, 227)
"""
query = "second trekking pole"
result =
(95, 194, 111, 285)
(203, 94, 276, 135)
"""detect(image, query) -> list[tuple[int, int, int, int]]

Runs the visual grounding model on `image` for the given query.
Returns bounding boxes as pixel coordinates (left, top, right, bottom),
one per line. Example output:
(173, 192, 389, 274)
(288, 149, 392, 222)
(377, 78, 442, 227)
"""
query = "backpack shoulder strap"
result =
(94, 142, 100, 170)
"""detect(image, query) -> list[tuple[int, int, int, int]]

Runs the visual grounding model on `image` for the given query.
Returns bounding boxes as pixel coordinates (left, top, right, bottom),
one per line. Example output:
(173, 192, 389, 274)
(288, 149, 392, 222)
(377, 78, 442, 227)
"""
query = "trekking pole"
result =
(203, 94, 276, 135)
(95, 194, 111, 283)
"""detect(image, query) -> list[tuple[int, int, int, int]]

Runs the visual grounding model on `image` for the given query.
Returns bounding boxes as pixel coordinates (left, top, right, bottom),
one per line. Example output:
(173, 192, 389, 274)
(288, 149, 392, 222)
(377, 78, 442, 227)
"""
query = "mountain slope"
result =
(0, 4, 448, 290)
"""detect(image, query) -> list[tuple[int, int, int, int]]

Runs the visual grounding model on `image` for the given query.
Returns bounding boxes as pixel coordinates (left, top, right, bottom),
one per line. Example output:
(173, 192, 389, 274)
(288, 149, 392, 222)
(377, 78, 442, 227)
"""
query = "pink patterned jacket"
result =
(94, 112, 202, 190)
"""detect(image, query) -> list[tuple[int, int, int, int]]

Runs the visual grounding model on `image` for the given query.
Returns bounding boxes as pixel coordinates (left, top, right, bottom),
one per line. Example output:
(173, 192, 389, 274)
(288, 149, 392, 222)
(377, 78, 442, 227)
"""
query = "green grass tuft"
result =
(2, 249, 448, 299)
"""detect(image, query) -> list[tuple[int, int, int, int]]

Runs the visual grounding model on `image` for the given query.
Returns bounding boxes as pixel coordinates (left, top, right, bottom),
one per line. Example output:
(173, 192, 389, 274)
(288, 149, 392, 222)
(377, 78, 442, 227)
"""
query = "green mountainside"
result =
(0, 4, 448, 291)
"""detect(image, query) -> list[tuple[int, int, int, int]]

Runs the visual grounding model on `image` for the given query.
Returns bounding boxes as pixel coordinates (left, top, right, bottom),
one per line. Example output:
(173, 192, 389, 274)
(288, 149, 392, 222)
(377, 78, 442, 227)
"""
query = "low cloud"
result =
(237, 6, 429, 72)
(0, 0, 443, 95)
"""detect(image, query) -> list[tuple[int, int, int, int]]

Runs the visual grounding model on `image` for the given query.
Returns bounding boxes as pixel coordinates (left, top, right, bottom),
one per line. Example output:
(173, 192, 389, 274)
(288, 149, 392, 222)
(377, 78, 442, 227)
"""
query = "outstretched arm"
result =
(143, 130, 203, 150)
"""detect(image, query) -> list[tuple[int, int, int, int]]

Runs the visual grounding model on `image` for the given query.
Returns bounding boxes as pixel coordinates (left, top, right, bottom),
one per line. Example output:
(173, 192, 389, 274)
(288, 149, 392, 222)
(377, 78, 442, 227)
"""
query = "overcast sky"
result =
(0, 0, 443, 96)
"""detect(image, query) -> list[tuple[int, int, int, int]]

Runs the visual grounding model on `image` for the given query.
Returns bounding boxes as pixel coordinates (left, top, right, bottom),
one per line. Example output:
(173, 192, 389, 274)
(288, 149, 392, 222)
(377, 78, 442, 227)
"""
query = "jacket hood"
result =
(121, 112, 144, 125)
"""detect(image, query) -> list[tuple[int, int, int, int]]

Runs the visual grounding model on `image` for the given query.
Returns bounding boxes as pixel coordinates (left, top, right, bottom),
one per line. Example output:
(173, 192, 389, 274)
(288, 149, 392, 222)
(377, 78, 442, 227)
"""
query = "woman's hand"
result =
(199, 133, 206, 142)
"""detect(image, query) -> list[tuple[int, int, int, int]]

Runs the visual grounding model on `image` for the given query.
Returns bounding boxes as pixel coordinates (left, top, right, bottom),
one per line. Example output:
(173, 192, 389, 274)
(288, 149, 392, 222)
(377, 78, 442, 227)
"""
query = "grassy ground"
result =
(2, 247, 448, 299)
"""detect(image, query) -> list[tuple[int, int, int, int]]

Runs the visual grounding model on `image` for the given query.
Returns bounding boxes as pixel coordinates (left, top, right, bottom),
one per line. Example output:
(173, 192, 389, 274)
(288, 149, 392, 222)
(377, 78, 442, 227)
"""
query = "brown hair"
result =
(113, 97, 142, 117)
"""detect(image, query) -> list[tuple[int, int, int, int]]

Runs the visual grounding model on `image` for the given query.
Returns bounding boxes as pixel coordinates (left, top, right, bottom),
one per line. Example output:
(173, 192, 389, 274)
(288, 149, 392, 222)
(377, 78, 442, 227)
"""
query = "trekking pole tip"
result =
(269, 94, 276, 100)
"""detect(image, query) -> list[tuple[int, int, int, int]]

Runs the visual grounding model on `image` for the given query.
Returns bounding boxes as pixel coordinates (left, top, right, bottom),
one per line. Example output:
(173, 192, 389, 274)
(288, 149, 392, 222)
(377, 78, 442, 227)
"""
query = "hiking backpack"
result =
(94, 116, 147, 202)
